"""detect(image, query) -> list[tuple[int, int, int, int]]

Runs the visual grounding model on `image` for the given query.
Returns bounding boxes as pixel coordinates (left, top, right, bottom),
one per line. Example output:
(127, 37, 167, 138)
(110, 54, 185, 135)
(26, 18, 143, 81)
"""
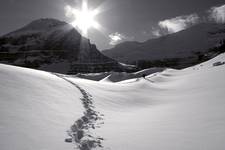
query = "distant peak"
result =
(4, 18, 70, 37)
(24, 18, 67, 30)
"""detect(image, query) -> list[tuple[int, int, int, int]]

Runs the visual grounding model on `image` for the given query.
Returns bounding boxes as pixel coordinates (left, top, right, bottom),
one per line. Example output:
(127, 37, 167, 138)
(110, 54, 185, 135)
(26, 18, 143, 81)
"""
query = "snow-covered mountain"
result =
(1, 53, 225, 150)
(0, 18, 121, 74)
(103, 23, 225, 68)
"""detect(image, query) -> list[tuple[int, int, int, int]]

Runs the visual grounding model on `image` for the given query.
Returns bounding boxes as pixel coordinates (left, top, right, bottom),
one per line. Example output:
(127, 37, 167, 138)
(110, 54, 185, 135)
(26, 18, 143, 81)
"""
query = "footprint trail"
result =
(54, 74, 104, 150)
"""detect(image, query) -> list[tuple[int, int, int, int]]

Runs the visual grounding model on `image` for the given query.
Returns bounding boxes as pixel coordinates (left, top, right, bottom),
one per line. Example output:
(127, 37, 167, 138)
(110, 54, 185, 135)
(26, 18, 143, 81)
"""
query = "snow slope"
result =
(1, 53, 225, 150)
(0, 64, 84, 150)
(74, 67, 164, 82)
(100, 67, 165, 82)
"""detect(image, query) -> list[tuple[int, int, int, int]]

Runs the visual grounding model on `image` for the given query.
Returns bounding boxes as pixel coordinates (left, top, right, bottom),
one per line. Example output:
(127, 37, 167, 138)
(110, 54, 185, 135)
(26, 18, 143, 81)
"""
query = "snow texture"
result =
(1, 53, 225, 150)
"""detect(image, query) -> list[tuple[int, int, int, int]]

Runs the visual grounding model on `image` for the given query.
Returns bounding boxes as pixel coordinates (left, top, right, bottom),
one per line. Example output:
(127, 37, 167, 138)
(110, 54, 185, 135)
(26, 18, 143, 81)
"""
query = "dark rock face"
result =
(0, 18, 121, 74)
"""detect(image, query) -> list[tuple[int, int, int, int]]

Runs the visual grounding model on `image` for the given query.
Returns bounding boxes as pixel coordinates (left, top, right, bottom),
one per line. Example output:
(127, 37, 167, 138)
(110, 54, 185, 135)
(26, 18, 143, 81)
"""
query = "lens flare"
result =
(65, 0, 101, 36)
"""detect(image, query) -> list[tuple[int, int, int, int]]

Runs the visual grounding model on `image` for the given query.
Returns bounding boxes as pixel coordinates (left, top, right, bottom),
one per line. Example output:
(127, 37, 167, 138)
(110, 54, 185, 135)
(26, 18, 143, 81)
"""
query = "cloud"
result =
(158, 14, 200, 34)
(151, 28, 163, 37)
(64, 5, 74, 18)
(109, 32, 126, 45)
(209, 4, 225, 23)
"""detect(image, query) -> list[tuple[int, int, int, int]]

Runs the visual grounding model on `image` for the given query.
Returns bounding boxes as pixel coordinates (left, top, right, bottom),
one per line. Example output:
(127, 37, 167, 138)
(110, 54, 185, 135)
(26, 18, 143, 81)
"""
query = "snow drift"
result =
(1, 53, 225, 150)
(0, 64, 83, 150)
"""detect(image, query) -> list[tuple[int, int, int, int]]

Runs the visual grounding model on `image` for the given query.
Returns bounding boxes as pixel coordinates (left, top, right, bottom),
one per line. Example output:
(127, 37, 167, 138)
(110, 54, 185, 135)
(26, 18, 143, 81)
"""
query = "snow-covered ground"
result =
(75, 67, 164, 82)
(1, 53, 225, 150)
(0, 64, 84, 150)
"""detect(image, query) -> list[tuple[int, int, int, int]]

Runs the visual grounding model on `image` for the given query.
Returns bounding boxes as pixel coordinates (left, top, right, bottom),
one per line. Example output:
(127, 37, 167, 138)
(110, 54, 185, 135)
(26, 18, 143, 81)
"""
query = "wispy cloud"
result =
(151, 28, 162, 37)
(158, 14, 200, 34)
(149, 4, 225, 38)
(209, 4, 225, 23)
(64, 5, 74, 18)
(109, 32, 129, 45)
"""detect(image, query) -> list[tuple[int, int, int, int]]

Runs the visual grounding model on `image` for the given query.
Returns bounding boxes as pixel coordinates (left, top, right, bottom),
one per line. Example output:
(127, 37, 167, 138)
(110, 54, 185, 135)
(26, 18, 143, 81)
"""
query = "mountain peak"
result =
(25, 18, 67, 30)
(4, 18, 69, 37)
(0, 18, 121, 74)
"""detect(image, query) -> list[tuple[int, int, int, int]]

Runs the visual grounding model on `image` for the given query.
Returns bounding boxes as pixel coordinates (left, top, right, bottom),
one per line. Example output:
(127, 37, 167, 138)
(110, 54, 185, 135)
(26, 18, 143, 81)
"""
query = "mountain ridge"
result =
(0, 18, 122, 74)
(103, 23, 225, 68)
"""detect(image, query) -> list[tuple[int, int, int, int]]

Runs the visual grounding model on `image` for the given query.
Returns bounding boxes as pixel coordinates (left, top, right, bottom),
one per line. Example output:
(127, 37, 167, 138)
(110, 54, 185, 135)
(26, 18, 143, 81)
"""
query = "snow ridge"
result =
(54, 74, 104, 150)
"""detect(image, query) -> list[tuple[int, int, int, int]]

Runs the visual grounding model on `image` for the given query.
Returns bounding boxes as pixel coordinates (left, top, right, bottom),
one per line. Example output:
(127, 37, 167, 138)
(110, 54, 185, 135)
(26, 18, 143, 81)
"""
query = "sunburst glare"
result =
(65, 0, 101, 36)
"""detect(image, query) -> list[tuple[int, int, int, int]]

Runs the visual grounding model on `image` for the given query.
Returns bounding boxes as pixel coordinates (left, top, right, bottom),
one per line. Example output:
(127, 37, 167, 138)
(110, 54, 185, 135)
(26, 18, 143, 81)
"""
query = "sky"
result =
(0, 0, 225, 50)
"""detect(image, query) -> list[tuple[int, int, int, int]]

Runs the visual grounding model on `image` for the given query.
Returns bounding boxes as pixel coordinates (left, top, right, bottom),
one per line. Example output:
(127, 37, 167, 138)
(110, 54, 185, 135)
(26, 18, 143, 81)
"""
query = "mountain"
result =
(0, 18, 122, 74)
(103, 23, 225, 68)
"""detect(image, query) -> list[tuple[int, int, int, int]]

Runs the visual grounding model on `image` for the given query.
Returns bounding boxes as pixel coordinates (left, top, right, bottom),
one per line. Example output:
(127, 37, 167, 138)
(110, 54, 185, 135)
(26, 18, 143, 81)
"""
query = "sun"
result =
(65, 0, 101, 36)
